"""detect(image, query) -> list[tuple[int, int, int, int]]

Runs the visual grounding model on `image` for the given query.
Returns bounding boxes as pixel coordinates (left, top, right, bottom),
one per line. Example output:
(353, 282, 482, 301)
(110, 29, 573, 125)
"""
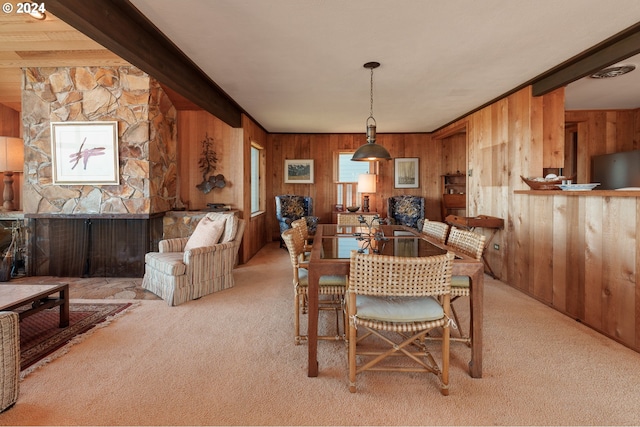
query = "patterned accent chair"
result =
(142, 212, 245, 306)
(387, 195, 425, 229)
(275, 195, 319, 247)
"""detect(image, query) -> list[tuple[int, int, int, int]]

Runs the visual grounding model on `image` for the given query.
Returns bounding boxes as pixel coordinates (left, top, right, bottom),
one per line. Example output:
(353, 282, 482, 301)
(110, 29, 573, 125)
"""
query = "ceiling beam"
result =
(45, 0, 243, 128)
(532, 22, 640, 96)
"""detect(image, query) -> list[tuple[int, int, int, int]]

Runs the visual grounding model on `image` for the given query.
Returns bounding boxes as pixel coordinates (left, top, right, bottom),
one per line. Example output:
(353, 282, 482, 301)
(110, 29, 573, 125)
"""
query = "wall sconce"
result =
(357, 173, 377, 212)
(0, 137, 24, 211)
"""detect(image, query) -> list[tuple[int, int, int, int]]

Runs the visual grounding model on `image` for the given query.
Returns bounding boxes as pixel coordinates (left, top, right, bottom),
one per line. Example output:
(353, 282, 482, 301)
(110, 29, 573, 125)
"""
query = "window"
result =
(335, 152, 371, 208)
(251, 143, 264, 214)
(337, 152, 370, 182)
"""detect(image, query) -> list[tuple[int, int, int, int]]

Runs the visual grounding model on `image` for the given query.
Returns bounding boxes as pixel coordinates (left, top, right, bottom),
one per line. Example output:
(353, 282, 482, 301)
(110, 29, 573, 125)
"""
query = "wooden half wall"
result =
(435, 86, 640, 353)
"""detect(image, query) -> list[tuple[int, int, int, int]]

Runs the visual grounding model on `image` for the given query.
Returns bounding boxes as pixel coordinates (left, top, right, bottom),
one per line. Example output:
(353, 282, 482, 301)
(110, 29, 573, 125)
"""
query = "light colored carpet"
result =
(1, 242, 639, 426)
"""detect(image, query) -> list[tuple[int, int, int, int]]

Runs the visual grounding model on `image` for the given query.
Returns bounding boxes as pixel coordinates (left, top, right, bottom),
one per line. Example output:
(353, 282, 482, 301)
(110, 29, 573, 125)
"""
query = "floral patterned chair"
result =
(387, 195, 425, 229)
(275, 195, 319, 247)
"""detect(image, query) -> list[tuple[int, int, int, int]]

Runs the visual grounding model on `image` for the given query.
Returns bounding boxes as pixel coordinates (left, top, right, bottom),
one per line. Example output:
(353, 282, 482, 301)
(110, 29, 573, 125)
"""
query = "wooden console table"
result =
(445, 214, 504, 278)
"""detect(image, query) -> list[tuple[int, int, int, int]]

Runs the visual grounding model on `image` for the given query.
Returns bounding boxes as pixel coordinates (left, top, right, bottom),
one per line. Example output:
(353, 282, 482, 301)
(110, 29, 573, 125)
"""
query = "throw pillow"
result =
(184, 216, 226, 251)
(204, 212, 239, 243)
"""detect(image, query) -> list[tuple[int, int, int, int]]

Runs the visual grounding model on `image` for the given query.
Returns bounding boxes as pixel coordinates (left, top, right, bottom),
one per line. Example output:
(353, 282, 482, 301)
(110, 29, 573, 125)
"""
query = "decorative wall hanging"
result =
(50, 121, 119, 185)
(196, 133, 225, 194)
(394, 157, 419, 188)
(284, 159, 314, 184)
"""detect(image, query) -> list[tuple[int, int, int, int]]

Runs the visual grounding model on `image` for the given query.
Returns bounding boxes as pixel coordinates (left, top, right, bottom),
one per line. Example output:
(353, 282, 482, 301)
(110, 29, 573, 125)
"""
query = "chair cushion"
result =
(184, 216, 226, 251)
(451, 275, 470, 288)
(355, 295, 444, 322)
(204, 212, 239, 243)
(145, 252, 186, 276)
(298, 269, 346, 287)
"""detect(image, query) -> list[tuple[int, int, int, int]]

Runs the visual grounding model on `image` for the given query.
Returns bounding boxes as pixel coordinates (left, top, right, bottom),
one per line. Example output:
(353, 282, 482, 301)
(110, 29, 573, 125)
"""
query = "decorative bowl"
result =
(558, 183, 600, 191)
(520, 175, 575, 190)
(346, 206, 360, 212)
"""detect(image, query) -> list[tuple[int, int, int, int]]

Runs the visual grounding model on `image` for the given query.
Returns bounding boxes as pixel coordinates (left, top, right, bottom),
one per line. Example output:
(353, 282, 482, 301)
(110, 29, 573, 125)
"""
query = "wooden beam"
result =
(533, 23, 640, 97)
(45, 0, 243, 128)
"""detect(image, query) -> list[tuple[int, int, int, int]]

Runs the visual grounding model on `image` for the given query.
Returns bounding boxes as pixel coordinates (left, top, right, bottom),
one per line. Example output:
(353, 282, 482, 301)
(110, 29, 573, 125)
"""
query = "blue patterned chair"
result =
(387, 195, 425, 229)
(275, 195, 319, 247)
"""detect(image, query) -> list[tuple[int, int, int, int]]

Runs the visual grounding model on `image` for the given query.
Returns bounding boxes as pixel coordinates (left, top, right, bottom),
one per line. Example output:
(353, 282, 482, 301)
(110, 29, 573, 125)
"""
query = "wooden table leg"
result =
(59, 284, 70, 328)
(307, 268, 319, 377)
(469, 267, 483, 378)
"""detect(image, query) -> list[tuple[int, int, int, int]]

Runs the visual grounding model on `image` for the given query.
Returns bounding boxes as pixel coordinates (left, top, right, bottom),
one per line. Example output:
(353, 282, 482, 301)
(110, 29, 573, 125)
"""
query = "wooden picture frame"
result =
(284, 159, 314, 184)
(51, 121, 120, 185)
(394, 157, 419, 188)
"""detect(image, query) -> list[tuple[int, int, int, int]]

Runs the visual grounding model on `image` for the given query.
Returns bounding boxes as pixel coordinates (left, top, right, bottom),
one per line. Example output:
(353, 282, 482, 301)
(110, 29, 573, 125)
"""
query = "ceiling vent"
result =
(589, 65, 636, 79)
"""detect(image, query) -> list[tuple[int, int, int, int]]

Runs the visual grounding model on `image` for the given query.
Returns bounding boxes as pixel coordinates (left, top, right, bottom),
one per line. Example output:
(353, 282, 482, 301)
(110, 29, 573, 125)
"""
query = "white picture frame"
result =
(284, 159, 314, 184)
(51, 121, 120, 185)
(394, 157, 419, 188)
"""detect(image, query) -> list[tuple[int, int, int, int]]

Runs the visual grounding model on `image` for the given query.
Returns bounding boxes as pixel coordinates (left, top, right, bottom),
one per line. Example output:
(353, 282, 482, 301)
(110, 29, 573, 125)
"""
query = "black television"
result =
(591, 149, 640, 190)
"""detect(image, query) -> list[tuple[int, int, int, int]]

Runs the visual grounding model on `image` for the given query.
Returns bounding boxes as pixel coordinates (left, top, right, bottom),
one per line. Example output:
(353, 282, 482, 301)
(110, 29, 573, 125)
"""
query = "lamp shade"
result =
(357, 173, 377, 193)
(0, 137, 24, 172)
(351, 141, 392, 161)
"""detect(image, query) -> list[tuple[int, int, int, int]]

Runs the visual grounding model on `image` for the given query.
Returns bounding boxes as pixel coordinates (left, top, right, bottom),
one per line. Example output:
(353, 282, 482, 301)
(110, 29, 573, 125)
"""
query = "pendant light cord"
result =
(369, 65, 374, 121)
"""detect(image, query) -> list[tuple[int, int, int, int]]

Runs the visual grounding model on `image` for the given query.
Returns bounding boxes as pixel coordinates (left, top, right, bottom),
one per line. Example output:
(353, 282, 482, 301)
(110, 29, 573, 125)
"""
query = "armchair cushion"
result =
(184, 216, 226, 251)
(145, 252, 186, 276)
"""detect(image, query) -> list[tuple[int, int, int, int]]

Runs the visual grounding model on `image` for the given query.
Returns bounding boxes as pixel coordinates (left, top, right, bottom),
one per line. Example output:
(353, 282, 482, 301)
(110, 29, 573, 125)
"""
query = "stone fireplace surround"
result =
(21, 66, 177, 278)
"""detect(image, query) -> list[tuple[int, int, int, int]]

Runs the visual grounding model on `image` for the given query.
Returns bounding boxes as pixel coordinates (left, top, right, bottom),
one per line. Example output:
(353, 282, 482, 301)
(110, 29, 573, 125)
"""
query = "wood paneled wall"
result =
(513, 193, 639, 349)
(0, 103, 22, 210)
(0, 104, 20, 136)
(176, 111, 244, 212)
(434, 86, 640, 352)
(266, 132, 454, 241)
(175, 111, 268, 264)
(565, 109, 640, 182)
(240, 115, 269, 262)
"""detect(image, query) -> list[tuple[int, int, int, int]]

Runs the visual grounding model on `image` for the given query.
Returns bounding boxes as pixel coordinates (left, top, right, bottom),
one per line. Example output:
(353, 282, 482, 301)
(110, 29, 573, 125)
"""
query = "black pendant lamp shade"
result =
(352, 62, 392, 162)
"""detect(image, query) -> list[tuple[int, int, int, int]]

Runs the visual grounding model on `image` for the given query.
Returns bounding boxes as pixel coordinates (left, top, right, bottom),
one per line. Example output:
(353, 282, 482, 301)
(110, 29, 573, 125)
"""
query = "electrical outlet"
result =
(493, 243, 500, 250)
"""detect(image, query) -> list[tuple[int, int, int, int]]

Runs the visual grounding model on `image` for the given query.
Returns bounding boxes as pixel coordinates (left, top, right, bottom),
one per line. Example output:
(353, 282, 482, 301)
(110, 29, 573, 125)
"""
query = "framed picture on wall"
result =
(394, 157, 419, 188)
(51, 121, 120, 185)
(284, 159, 314, 184)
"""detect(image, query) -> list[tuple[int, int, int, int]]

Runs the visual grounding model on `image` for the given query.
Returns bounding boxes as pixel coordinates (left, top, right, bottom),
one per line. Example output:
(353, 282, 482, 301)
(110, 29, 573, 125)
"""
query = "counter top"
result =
(515, 189, 640, 197)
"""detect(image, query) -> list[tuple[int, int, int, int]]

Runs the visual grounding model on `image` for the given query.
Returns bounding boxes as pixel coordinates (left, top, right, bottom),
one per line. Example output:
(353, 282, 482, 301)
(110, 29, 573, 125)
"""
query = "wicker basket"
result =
(520, 175, 575, 190)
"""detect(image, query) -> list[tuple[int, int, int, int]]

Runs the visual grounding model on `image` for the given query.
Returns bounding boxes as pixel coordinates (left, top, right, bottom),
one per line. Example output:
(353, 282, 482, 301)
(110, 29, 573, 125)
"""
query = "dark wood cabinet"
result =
(441, 173, 466, 219)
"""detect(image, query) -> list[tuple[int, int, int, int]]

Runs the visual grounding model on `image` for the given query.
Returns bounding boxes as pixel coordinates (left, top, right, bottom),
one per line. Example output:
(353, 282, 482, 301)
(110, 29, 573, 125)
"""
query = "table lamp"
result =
(357, 173, 376, 212)
(0, 137, 24, 211)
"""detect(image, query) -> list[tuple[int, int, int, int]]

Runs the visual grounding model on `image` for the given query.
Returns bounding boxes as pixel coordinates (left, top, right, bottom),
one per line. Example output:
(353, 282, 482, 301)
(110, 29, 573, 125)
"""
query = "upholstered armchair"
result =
(387, 195, 425, 229)
(275, 195, 319, 246)
(142, 212, 245, 306)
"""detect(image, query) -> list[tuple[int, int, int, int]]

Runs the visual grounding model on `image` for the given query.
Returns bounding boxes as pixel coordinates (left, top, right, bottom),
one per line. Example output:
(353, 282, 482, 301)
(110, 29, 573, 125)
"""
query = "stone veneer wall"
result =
(21, 66, 177, 215)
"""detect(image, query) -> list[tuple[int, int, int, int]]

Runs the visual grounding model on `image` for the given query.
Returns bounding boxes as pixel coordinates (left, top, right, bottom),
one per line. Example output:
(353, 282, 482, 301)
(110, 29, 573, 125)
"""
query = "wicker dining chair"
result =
(281, 228, 347, 345)
(422, 220, 450, 244)
(346, 251, 455, 395)
(445, 226, 486, 345)
(291, 217, 313, 252)
(336, 213, 381, 226)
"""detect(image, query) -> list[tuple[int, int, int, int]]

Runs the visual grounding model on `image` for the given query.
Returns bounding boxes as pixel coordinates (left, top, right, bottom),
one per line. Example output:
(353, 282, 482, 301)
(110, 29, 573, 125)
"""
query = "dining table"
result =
(306, 223, 485, 378)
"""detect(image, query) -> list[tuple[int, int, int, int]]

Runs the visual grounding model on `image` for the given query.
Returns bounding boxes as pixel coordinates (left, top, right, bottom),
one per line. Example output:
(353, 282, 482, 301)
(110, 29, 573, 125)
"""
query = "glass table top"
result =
(318, 225, 447, 259)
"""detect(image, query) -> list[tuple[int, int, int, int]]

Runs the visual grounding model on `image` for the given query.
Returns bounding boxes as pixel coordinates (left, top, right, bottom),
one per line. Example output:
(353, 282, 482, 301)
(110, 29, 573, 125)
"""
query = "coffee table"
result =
(0, 283, 70, 327)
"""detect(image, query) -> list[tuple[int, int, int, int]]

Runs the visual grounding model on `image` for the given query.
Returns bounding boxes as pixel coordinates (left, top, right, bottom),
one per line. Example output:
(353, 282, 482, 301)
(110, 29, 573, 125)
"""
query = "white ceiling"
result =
(127, 0, 640, 133)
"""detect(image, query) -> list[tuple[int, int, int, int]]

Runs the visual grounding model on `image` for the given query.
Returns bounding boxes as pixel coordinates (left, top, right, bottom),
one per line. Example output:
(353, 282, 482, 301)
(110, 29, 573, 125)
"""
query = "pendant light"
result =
(351, 62, 392, 161)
